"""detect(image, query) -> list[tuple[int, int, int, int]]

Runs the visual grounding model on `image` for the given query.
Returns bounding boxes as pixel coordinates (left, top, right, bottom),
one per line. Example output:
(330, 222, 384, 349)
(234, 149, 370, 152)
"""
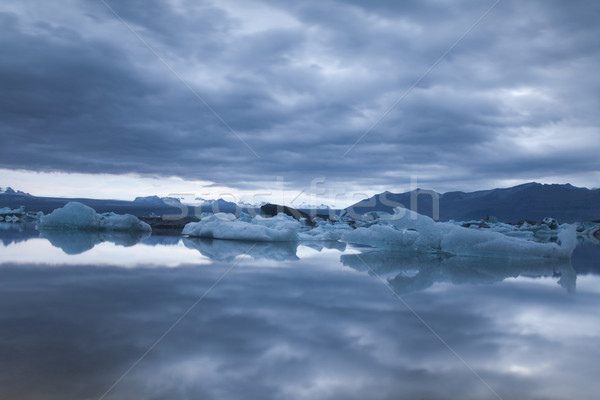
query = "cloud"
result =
(0, 0, 599, 195)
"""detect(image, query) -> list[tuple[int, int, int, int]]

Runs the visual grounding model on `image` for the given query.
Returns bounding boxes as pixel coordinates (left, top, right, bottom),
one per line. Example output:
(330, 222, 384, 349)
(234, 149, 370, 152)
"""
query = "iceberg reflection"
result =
(183, 238, 299, 261)
(342, 249, 577, 293)
(300, 240, 347, 252)
(39, 229, 151, 255)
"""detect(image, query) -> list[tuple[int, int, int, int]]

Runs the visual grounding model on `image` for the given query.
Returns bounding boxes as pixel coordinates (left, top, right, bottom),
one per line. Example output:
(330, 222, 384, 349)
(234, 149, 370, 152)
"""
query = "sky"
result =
(1, 0, 599, 207)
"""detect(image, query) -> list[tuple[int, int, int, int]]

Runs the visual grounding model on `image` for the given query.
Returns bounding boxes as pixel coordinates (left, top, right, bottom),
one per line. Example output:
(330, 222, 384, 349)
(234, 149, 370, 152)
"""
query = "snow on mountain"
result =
(0, 186, 31, 196)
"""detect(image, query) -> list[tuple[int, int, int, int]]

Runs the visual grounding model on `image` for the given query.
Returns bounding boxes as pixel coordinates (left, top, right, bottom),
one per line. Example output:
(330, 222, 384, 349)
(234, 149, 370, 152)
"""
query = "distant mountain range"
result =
(0, 188, 245, 217)
(0, 187, 331, 218)
(346, 183, 600, 223)
(2, 183, 599, 223)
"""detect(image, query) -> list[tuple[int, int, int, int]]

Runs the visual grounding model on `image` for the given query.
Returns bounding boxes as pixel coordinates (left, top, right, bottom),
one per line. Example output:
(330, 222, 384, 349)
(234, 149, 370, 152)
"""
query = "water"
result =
(1, 223, 600, 400)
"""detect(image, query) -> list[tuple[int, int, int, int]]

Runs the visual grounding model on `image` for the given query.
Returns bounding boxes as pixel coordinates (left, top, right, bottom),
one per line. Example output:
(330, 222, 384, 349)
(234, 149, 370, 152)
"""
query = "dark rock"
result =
(542, 217, 559, 230)
(260, 203, 309, 220)
(138, 216, 199, 235)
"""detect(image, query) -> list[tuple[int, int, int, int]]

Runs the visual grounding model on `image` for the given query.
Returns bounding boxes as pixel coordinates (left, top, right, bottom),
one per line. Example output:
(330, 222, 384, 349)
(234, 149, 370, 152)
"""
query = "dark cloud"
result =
(0, 0, 599, 193)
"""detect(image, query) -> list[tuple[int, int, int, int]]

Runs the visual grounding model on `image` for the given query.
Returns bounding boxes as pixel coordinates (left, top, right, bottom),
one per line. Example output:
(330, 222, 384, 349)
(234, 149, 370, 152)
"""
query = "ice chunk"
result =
(297, 222, 352, 241)
(37, 202, 151, 232)
(440, 224, 576, 258)
(0, 206, 29, 222)
(342, 207, 577, 258)
(183, 213, 300, 241)
(343, 208, 449, 252)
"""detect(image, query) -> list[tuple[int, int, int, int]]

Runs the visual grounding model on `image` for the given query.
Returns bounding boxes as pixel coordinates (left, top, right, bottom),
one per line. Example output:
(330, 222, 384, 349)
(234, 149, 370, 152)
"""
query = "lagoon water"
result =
(1, 223, 600, 400)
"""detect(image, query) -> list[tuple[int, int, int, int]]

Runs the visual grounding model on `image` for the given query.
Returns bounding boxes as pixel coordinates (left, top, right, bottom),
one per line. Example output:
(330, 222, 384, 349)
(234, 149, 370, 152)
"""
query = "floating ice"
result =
(37, 202, 151, 232)
(297, 221, 352, 241)
(342, 208, 577, 258)
(0, 206, 32, 222)
(183, 212, 301, 241)
(181, 207, 577, 258)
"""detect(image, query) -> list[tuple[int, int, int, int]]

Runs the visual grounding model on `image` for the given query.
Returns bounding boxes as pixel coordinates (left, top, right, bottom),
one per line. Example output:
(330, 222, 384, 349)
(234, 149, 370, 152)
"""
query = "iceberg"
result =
(342, 208, 577, 259)
(297, 221, 352, 241)
(37, 202, 151, 232)
(183, 212, 301, 241)
(0, 206, 34, 222)
(180, 207, 577, 259)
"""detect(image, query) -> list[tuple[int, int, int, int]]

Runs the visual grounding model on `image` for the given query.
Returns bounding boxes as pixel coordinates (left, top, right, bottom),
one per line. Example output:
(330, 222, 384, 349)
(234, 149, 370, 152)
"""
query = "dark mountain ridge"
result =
(346, 183, 600, 223)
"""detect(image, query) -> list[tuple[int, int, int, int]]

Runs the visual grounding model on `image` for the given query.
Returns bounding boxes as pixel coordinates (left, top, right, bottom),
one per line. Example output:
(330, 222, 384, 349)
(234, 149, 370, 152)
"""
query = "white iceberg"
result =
(183, 212, 301, 241)
(342, 208, 577, 259)
(37, 202, 151, 232)
(297, 221, 352, 241)
(182, 207, 577, 259)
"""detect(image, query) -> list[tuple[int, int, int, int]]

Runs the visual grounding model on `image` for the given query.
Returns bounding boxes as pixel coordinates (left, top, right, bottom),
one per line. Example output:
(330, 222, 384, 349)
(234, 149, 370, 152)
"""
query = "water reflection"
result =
(0, 230, 600, 399)
(301, 240, 347, 252)
(0, 221, 39, 245)
(341, 250, 577, 293)
(183, 238, 299, 261)
(0, 255, 599, 400)
(39, 229, 151, 255)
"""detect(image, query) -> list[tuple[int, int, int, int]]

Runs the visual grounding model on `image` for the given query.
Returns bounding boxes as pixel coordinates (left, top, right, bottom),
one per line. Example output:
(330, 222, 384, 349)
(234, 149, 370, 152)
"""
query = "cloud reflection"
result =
(0, 255, 599, 400)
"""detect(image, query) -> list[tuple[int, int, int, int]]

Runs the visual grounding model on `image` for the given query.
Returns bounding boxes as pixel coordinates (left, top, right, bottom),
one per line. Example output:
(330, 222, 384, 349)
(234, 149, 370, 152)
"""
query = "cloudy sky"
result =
(1, 0, 599, 206)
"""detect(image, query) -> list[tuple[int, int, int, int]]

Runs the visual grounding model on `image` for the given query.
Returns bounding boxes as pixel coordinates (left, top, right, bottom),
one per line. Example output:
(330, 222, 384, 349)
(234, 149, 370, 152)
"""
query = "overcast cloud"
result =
(1, 0, 599, 197)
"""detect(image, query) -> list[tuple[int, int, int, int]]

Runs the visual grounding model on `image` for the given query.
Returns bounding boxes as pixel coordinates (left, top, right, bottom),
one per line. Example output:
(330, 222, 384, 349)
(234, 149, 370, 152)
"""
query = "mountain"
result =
(197, 198, 239, 213)
(0, 189, 255, 217)
(346, 183, 600, 223)
(0, 186, 31, 196)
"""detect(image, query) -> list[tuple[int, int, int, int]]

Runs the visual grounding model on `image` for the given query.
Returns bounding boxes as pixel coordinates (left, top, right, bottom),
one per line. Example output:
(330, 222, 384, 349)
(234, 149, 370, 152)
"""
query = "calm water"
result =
(1, 223, 600, 400)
